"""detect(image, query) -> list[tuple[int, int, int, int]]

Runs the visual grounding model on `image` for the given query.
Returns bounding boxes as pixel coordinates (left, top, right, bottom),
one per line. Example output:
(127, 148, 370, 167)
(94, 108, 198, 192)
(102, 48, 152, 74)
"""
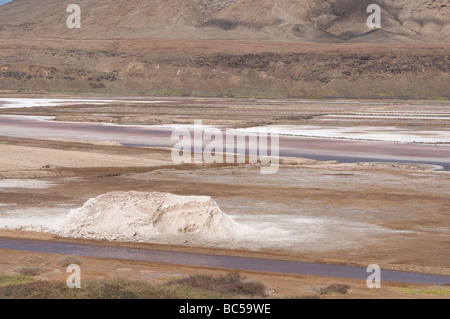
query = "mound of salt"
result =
(55, 191, 243, 242)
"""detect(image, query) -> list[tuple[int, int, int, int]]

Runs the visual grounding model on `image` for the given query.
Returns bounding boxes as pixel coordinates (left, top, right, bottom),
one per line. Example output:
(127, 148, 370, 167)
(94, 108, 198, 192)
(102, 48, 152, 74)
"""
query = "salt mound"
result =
(55, 191, 243, 242)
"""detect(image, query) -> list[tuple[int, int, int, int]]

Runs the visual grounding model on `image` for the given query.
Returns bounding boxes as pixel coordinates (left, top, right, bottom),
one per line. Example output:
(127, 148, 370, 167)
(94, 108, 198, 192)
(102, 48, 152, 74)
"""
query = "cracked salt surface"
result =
(0, 207, 68, 231)
(0, 179, 56, 189)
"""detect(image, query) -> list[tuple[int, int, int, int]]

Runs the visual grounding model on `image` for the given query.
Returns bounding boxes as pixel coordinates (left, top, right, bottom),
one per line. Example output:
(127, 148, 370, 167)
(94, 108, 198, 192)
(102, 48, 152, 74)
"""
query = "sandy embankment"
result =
(0, 142, 171, 178)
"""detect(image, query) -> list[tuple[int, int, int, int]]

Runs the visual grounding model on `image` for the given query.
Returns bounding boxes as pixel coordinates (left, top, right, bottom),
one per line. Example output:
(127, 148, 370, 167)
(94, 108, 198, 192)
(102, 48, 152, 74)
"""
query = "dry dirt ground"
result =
(0, 132, 449, 299)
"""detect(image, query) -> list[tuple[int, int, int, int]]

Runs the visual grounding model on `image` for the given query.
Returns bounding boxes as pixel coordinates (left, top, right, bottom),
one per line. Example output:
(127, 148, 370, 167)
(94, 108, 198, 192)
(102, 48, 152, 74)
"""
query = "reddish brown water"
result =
(0, 115, 449, 170)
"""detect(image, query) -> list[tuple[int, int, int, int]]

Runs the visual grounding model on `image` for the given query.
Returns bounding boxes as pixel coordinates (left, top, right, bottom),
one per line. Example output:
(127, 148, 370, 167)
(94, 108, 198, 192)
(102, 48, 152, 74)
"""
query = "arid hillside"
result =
(0, 0, 449, 42)
(0, 0, 448, 98)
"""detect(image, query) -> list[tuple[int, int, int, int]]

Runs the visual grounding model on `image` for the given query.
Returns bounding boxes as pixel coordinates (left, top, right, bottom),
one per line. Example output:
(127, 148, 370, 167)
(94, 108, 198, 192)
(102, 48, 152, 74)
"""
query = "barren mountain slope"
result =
(0, 0, 448, 42)
(0, 1, 448, 98)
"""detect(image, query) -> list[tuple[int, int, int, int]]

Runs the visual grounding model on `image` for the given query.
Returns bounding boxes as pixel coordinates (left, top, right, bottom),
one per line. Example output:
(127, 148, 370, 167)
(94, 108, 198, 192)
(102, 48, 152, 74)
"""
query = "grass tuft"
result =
(394, 287, 450, 296)
(16, 267, 43, 276)
(429, 95, 449, 101)
(0, 274, 35, 288)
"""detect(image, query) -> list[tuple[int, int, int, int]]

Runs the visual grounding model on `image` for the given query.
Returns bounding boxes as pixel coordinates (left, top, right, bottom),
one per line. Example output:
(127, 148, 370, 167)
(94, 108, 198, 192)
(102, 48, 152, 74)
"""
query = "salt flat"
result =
(0, 98, 170, 109)
(232, 125, 450, 144)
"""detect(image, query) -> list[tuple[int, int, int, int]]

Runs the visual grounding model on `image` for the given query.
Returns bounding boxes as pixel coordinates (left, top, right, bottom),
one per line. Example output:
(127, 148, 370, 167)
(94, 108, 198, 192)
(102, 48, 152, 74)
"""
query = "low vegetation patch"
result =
(0, 274, 35, 288)
(16, 267, 43, 276)
(394, 287, 450, 296)
(170, 272, 267, 297)
(298, 295, 321, 299)
(319, 283, 351, 295)
(57, 255, 82, 268)
(429, 95, 449, 101)
(0, 272, 268, 299)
